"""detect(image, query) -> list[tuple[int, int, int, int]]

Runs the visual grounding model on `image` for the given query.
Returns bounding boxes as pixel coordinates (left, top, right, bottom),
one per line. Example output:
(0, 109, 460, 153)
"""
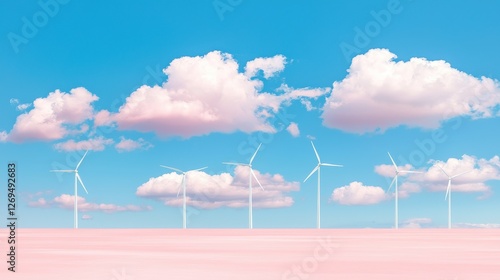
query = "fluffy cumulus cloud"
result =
(286, 122, 300, 137)
(28, 194, 152, 213)
(331, 181, 389, 205)
(245, 55, 286, 78)
(53, 137, 114, 151)
(95, 51, 329, 138)
(375, 155, 500, 198)
(322, 48, 500, 133)
(4, 88, 98, 142)
(136, 165, 299, 209)
(115, 137, 153, 152)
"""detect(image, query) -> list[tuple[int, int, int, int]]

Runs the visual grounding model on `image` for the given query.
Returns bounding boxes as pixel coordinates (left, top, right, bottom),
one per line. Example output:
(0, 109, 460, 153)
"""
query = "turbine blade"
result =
(76, 173, 89, 194)
(451, 169, 473, 179)
(445, 180, 451, 200)
(311, 141, 321, 163)
(249, 143, 262, 165)
(160, 165, 184, 173)
(50, 170, 74, 172)
(189, 166, 208, 172)
(304, 165, 319, 182)
(436, 165, 449, 177)
(387, 152, 398, 171)
(320, 163, 343, 167)
(76, 150, 88, 170)
(222, 162, 248, 166)
(387, 176, 397, 192)
(399, 170, 422, 174)
(250, 169, 264, 190)
(177, 175, 184, 197)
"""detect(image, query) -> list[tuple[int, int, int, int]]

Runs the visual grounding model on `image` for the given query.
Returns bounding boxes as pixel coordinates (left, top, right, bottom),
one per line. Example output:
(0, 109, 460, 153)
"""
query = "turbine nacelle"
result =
(436, 164, 473, 200)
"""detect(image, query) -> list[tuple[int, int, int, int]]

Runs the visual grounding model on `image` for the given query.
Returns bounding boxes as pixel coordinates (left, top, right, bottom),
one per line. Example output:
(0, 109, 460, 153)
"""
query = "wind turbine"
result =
(304, 141, 343, 229)
(160, 165, 207, 229)
(223, 143, 264, 229)
(386, 152, 421, 229)
(50, 150, 89, 229)
(436, 165, 473, 229)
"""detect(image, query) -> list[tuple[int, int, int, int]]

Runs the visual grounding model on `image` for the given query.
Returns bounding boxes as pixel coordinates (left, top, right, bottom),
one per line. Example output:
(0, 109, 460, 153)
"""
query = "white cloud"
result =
(330, 181, 389, 205)
(402, 218, 432, 228)
(374, 163, 418, 178)
(322, 48, 500, 133)
(5, 87, 99, 142)
(408, 155, 500, 194)
(28, 198, 49, 208)
(0, 131, 7, 142)
(53, 137, 114, 152)
(244, 55, 286, 79)
(49, 194, 152, 213)
(115, 137, 153, 152)
(375, 155, 500, 198)
(455, 223, 500, 228)
(136, 165, 299, 209)
(286, 122, 300, 137)
(82, 214, 92, 220)
(300, 99, 316, 111)
(8, 98, 31, 111)
(95, 51, 327, 138)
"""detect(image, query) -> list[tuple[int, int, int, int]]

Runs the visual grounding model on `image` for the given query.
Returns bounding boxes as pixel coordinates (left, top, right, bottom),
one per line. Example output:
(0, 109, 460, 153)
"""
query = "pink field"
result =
(1, 229, 499, 279)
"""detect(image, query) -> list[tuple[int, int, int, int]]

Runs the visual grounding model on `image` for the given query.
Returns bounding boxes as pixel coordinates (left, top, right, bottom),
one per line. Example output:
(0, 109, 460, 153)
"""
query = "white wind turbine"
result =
(386, 152, 422, 229)
(304, 141, 343, 229)
(223, 143, 264, 229)
(436, 165, 473, 229)
(160, 165, 207, 229)
(50, 150, 89, 229)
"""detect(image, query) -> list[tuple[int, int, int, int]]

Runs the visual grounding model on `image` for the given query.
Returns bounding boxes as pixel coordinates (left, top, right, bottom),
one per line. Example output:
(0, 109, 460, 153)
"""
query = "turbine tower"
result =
(223, 143, 264, 229)
(436, 165, 473, 229)
(304, 141, 342, 229)
(160, 165, 207, 229)
(387, 152, 421, 229)
(50, 150, 89, 229)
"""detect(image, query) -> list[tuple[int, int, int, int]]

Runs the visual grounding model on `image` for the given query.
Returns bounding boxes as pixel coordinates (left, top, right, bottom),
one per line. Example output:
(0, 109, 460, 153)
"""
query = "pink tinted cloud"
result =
(374, 163, 417, 178)
(115, 137, 153, 152)
(330, 181, 389, 205)
(402, 218, 432, 228)
(28, 198, 49, 208)
(286, 122, 300, 137)
(53, 137, 114, 151)
(96, 51, 328, 138)
(322, 48, 500, 133)
(136, 165, 299, 209)
(5, 87, 98, 142)
(376, 155, 500, 198)
(28, 194, 152, 213)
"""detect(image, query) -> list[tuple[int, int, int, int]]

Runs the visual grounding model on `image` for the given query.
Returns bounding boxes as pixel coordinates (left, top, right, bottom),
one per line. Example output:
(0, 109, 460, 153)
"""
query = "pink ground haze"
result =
(1, 229, 499, 279)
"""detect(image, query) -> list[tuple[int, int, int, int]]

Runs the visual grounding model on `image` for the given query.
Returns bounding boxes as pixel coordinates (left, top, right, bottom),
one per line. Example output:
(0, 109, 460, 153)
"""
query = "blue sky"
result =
(1, 0, 500, 229)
